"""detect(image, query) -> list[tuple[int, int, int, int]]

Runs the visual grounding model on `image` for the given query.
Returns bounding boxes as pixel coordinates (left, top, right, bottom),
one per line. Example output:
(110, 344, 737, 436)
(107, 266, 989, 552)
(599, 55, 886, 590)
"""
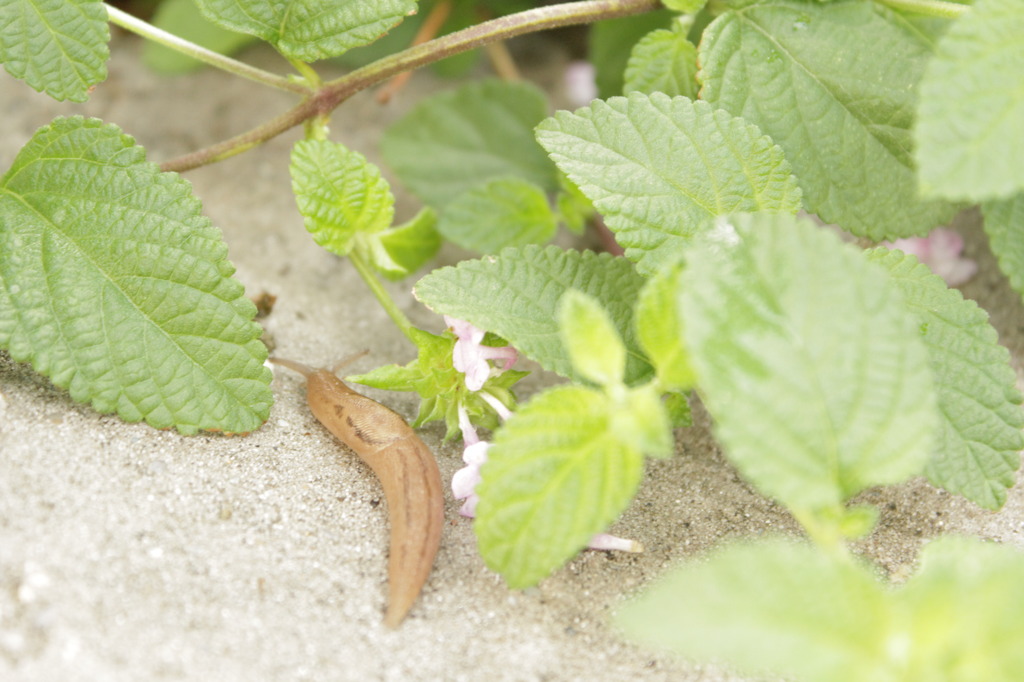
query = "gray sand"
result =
(2, 33, 1023, 682)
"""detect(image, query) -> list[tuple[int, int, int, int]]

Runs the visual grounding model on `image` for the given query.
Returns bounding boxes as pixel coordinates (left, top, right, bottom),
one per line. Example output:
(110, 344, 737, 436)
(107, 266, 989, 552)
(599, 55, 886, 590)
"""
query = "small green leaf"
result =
(867, 248, 1024, 509)
(558, 289, 626, 387)
(915, 0, 1024, 201)
(0, 117, 272, 434)
(289, 139, 394, 257)
(613, 383, 674, 457)
(143, 0, 258, 74)
(476, 385, 645, 588)
(414, 245, 652, 385)
(437, 177, 557, 253)
(680, 214, 936, 515)
(983, 193, 1024, 304)
(536, 93, 802, 275)
(635, 259, 694, 390)
(590, 10, 674, 97)
(193, 0, 415, 62)
(382, 80, 558, 208)
(363, 207, 440, 280)
(663, 0, 706, 11)
(618, 539, 894, 682)
(699, 0, 958, 239)
(623, 29, 699, 98)
(554, 173, 594, 234)
(0, 0, 109, 101)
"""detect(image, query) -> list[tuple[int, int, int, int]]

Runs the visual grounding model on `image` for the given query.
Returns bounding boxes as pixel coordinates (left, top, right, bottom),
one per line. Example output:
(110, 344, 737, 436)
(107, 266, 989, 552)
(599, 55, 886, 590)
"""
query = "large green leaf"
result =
(0, 0, 108, 101)
(536, 93, 802, 275)
(436, 177, 557, 254)
(680, 214, 936, 517)
(414, 245, 652, 385)
(381, 79, 558, 208)
(699, 0, 957, 239)
(0, 117, 272, 434)
(868, 248, 1024, 509)
(193, 0, 415, 62)
(983, 193, 1024, 304)
(915, 0, 1024, 201)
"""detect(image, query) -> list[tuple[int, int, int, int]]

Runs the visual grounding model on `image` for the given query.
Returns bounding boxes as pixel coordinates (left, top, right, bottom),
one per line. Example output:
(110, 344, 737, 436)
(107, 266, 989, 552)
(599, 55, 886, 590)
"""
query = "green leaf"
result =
(193, 0, 415, 62)
(0, 0, 109, 102)
(663, 0, 706, 12)
(436, 177, 557, 253)
(554, 173, 594, 234)
(983, 193, 1024, 304)
(0, 117, 272, 434)
(143, 0, 258, 74)
(867, 248, 1024, 509)
(915, 0, 1024, 201)
(699, 0, 957, 239)
(589, 10, 674, 98)
(414, 245, 652, 385)
(635, 259, 694, 390)
(558, 289, 626, 387)
(623, 29, 699, 99)
(363, 207, 440, 280)
(475, 385, 645, 588)
(382, 79, 558, 208)
(618, 539, 894, 682)
(289, 139, 394, 257)
(536, 93, 802, 275)
(680, 214, 936, 516)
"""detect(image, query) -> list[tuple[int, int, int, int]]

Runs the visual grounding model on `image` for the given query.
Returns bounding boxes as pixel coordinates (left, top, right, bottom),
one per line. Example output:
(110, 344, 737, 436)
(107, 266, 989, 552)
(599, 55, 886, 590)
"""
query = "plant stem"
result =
(348, 252, 418, 344)
(874, 0, 968, 18)
(159, 0, 661, 172)
(104, 5, 311, 95)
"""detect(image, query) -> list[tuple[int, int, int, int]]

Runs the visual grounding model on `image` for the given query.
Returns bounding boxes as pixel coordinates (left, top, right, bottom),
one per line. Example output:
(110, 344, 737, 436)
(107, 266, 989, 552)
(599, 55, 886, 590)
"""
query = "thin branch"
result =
(105, 4, 311, 95)
(159, 0, 660, 173)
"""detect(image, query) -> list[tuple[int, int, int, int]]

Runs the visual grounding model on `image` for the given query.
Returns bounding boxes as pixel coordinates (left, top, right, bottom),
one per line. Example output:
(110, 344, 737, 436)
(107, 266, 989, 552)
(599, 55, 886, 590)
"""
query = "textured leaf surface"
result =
(916, 0, 1024, 200)
(699, 0, 957, 238)
(536, 93, 802, 275)
(983, 193, 1024, 304)
(680, 214, 935, 513)
(0, 0, 108, 101)
(620, 536, 1024, 681)
(475, 385, 646, 588)
(414, 245, 651, 384)
(590, 10, 674, 97)
(436, 177, 557, 253)
(0, 117, 272, 433)
(369, 207, 440, 280)
(193, 0, 415, 61)
(868, 248, 1023, 509)
(382, 80, 557, 208)
(623, 29, 699, 98)
(558, 289, 625, 387)
(290, 139, 394, 257)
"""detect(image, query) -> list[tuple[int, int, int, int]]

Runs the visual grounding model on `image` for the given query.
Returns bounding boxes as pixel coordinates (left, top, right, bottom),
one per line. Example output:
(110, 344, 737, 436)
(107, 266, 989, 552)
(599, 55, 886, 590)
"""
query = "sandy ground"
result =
(2, 32, 1023, 682)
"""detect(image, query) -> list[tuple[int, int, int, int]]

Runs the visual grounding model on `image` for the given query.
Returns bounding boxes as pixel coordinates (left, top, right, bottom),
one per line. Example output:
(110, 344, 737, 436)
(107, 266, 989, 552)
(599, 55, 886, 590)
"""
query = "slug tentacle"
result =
(273, 357, 444, 628)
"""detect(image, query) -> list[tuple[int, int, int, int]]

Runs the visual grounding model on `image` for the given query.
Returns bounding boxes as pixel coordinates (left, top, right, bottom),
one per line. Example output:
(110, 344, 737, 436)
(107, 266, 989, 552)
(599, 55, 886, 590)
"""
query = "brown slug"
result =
(271, 357, 444, 628)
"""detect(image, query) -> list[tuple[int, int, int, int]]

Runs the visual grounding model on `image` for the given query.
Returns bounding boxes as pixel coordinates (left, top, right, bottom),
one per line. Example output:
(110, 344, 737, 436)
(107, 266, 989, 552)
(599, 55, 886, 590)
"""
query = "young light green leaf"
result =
(558, 289, 626, 387)
(363, 207, 440, 280)
(916, 0, 1024, 201)
(623, 29, 699, 98)
(193, 0, 415, 62)
(143, 0, 258, 74)
(590, 10, 674, 97)
(436, 177, 557, 253)
(983, 193, 1024, 304)
(635, 259, 694, 390)
(662, 0, 706, 12)
(536, 93, 802, 275)
(867, 248, 1024, 509)
(475, 385, 645, 588)
(0, 117, 272, 434)
(414, 245, 652, 385)
(382, 80, 558, 208)
(617, 539, 895, 682)
(555, 173, 594, 234)
(699, 0, 957, 239)
(289, 139, 394, 257)
(681, 214, 936, 515)
(0, 0, 108, 101)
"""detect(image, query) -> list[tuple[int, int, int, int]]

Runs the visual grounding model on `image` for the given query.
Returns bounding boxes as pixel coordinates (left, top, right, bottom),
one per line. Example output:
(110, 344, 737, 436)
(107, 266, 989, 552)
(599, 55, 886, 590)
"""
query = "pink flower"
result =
(564, 60, 598, 108)
(446, 316, 518, 392)
(885, 228, 977, 287)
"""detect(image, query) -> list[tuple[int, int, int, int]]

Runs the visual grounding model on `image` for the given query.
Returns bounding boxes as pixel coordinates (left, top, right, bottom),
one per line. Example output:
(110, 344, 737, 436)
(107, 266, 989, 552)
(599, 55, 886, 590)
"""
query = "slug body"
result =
(274, 358, 444, 628)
